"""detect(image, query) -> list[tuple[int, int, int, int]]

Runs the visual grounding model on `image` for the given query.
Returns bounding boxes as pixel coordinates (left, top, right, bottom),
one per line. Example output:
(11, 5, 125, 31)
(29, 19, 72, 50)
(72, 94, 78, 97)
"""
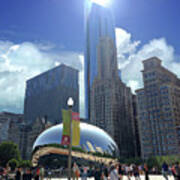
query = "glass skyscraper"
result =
(24, 64, 79, 124)
(84, 0, 116, 118)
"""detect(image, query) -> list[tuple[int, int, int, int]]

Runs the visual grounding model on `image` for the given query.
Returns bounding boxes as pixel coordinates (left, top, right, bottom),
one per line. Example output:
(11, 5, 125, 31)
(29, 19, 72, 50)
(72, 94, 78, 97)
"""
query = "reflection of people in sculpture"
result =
(72, 162, 80, 180)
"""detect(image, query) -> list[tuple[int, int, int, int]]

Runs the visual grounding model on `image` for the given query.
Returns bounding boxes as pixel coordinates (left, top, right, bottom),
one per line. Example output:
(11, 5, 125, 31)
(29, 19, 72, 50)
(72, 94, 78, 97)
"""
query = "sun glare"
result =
(91, 0, 110, 7)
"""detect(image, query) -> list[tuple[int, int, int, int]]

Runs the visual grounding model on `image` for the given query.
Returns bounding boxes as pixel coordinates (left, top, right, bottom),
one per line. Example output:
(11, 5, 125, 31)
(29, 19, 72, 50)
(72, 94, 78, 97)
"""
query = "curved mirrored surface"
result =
(33, 122, 119, 156)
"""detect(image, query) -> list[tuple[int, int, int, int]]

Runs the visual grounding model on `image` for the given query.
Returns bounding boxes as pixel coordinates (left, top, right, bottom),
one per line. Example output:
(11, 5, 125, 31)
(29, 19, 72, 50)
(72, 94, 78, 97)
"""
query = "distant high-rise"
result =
(90, 37, 136, 157)
(84, 0, 116, 118)
(0, 112, 23, 144)
(136, 57, 180, 159)
(24, 64, 79, 124)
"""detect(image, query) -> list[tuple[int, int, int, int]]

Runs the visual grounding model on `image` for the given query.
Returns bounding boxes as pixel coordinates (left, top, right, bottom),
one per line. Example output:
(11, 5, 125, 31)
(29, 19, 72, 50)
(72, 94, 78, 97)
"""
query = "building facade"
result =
(90, 37, 136, 157)
(24, 64, 79, 124)
(0, 112, 23, 145)
(84, 0, 116, 118)
(136, 57, 180, 159)
(0, 111, 51, 159)
(20, 117, 52, 159)
(132, 95, 141, 157)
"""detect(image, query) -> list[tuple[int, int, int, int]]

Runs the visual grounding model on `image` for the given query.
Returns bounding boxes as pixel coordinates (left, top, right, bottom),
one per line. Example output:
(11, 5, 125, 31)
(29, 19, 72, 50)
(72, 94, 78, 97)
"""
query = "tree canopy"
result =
(0, 141, 21, 167)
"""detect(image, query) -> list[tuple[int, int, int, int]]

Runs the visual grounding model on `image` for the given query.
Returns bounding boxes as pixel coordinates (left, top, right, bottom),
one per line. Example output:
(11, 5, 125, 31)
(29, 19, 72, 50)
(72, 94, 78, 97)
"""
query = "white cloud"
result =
(127, 80, 140, 94)
(116, 28, 140, 69)
(1, 28, 180, 116)
(115, 28, 180, 93)
(0, 41, 82, 113)
(116, 28, 140, 55)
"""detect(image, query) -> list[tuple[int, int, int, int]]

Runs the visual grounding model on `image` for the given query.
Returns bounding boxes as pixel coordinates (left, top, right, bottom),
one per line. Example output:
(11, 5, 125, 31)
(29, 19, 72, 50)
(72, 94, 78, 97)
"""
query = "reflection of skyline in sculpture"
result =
(84, 0, 116, 118)
(86, 141, 95, 152)
(33, 122, 119, 156)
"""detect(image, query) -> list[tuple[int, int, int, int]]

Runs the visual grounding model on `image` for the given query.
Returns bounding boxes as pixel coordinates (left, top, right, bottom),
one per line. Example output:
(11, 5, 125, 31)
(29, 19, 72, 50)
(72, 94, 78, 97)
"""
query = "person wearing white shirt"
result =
(110, 165, 119, 180)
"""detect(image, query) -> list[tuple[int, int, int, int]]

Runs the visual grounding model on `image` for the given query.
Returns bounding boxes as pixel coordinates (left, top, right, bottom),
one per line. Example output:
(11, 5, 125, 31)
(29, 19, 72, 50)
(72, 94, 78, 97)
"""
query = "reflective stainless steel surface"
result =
(33, 122, 119, 156)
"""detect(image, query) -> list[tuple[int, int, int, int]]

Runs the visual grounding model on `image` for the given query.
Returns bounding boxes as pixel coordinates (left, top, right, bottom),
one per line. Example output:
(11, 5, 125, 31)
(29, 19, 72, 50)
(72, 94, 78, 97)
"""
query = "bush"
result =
(118, 157, 143, 165)
(146, 155, 180, 170)
(8, 159, 19, 171)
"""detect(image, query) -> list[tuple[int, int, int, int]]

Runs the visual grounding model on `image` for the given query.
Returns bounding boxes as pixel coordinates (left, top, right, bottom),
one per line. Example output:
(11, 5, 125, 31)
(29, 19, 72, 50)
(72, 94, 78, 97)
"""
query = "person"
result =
(27, 169, 33, 180)
(47, 169, 52, 180)
(175, 162, 180, 180)
(127, 165, 131, 180)
(4, 166, 8, 180)
(81, 166, 88, 180)
(89, 166, 95, 177)
(103, 165, 109, 180)
(22, 168, 28, 180)
(94, 167, 101, 180)
(15, 167, 21, 180)
(118, 163, 123, 180)
(171, 164, 177, 180)
(0, 167, 4, 179)
(40, 166, 45, 180)
(144, 164, 149, 180)
(109, 164, 119, 180)
(101, 172, 108, 180)
(134, 165, 141, 180)
(35, 167, 40, 180)
(72, 163, 80, 180)
(162, 162, 169, 180)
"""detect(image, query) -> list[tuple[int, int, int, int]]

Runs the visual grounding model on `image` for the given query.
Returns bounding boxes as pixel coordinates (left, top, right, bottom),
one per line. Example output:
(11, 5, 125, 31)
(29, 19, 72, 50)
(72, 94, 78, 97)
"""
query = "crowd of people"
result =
(0, 161, 180, 180)
(71, 161, 180, 180)
(0, 166, 45, 180)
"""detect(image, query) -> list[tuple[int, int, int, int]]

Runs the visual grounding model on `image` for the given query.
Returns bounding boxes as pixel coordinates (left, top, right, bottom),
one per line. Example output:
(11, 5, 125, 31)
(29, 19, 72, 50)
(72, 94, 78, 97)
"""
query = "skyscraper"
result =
(84, 0, 116, 118)
(90, 37, 136, 157)
(24, 64, 79, 124)
(136, 57, 180, 159)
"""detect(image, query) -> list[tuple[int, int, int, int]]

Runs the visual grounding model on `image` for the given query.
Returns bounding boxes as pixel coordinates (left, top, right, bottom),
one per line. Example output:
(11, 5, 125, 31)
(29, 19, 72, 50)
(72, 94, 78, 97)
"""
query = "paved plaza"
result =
(44, 175, 175, 180)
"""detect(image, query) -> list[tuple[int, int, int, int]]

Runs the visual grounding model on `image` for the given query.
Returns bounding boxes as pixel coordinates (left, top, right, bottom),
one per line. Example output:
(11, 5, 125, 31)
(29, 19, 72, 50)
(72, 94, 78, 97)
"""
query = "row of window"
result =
(144, 72, 156, 79)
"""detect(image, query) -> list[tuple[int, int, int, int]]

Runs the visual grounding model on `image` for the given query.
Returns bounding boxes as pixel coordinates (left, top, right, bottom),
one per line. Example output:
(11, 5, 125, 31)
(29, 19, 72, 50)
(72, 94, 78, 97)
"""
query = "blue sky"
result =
(1, 0, 180, 52)
(0, 0, 180, 114)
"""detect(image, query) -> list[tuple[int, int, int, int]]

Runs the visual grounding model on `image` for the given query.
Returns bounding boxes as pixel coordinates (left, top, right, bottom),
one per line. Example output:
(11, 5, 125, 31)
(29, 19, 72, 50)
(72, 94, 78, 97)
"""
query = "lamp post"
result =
(67, 97, 74, 180)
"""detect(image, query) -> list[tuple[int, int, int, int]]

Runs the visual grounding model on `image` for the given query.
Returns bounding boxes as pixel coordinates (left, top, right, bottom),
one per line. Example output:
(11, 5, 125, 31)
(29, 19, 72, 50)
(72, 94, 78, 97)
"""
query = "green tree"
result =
(0, 141, 21, 167)
(146, 156, 159, 169)
(8, 159, 19, 171)
(19, 160, 32, 168)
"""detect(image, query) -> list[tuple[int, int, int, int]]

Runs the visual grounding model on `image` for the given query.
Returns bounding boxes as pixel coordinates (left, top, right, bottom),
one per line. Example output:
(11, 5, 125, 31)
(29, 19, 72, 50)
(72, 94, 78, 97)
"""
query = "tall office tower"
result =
(90, 37, 136, 157)
(24, 64, 79, 124)
(136, 57, 180, 159)
(84, 0, 116, 118)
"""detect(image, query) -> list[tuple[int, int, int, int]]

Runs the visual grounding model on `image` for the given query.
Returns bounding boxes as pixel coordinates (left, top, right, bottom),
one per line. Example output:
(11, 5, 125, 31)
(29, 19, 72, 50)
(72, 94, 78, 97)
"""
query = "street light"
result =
(67, 97, 74, 180)
(67, 97, 74, 108)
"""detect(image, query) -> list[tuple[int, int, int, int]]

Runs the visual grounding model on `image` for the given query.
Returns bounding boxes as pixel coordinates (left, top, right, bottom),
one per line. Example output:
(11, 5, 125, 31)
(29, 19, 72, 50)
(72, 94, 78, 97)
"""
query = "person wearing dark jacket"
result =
(144, 164, 149, 180)
(22, 169, 29, 180)
(15, 168, 21, 180)
(175, 162, 180, 180)
(27, 169, 32, 180)
(134, 165, 141, 180)
(162, 162, 169, 180)
(94, 167, 102, 180)
(35, 167, 40, 180)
